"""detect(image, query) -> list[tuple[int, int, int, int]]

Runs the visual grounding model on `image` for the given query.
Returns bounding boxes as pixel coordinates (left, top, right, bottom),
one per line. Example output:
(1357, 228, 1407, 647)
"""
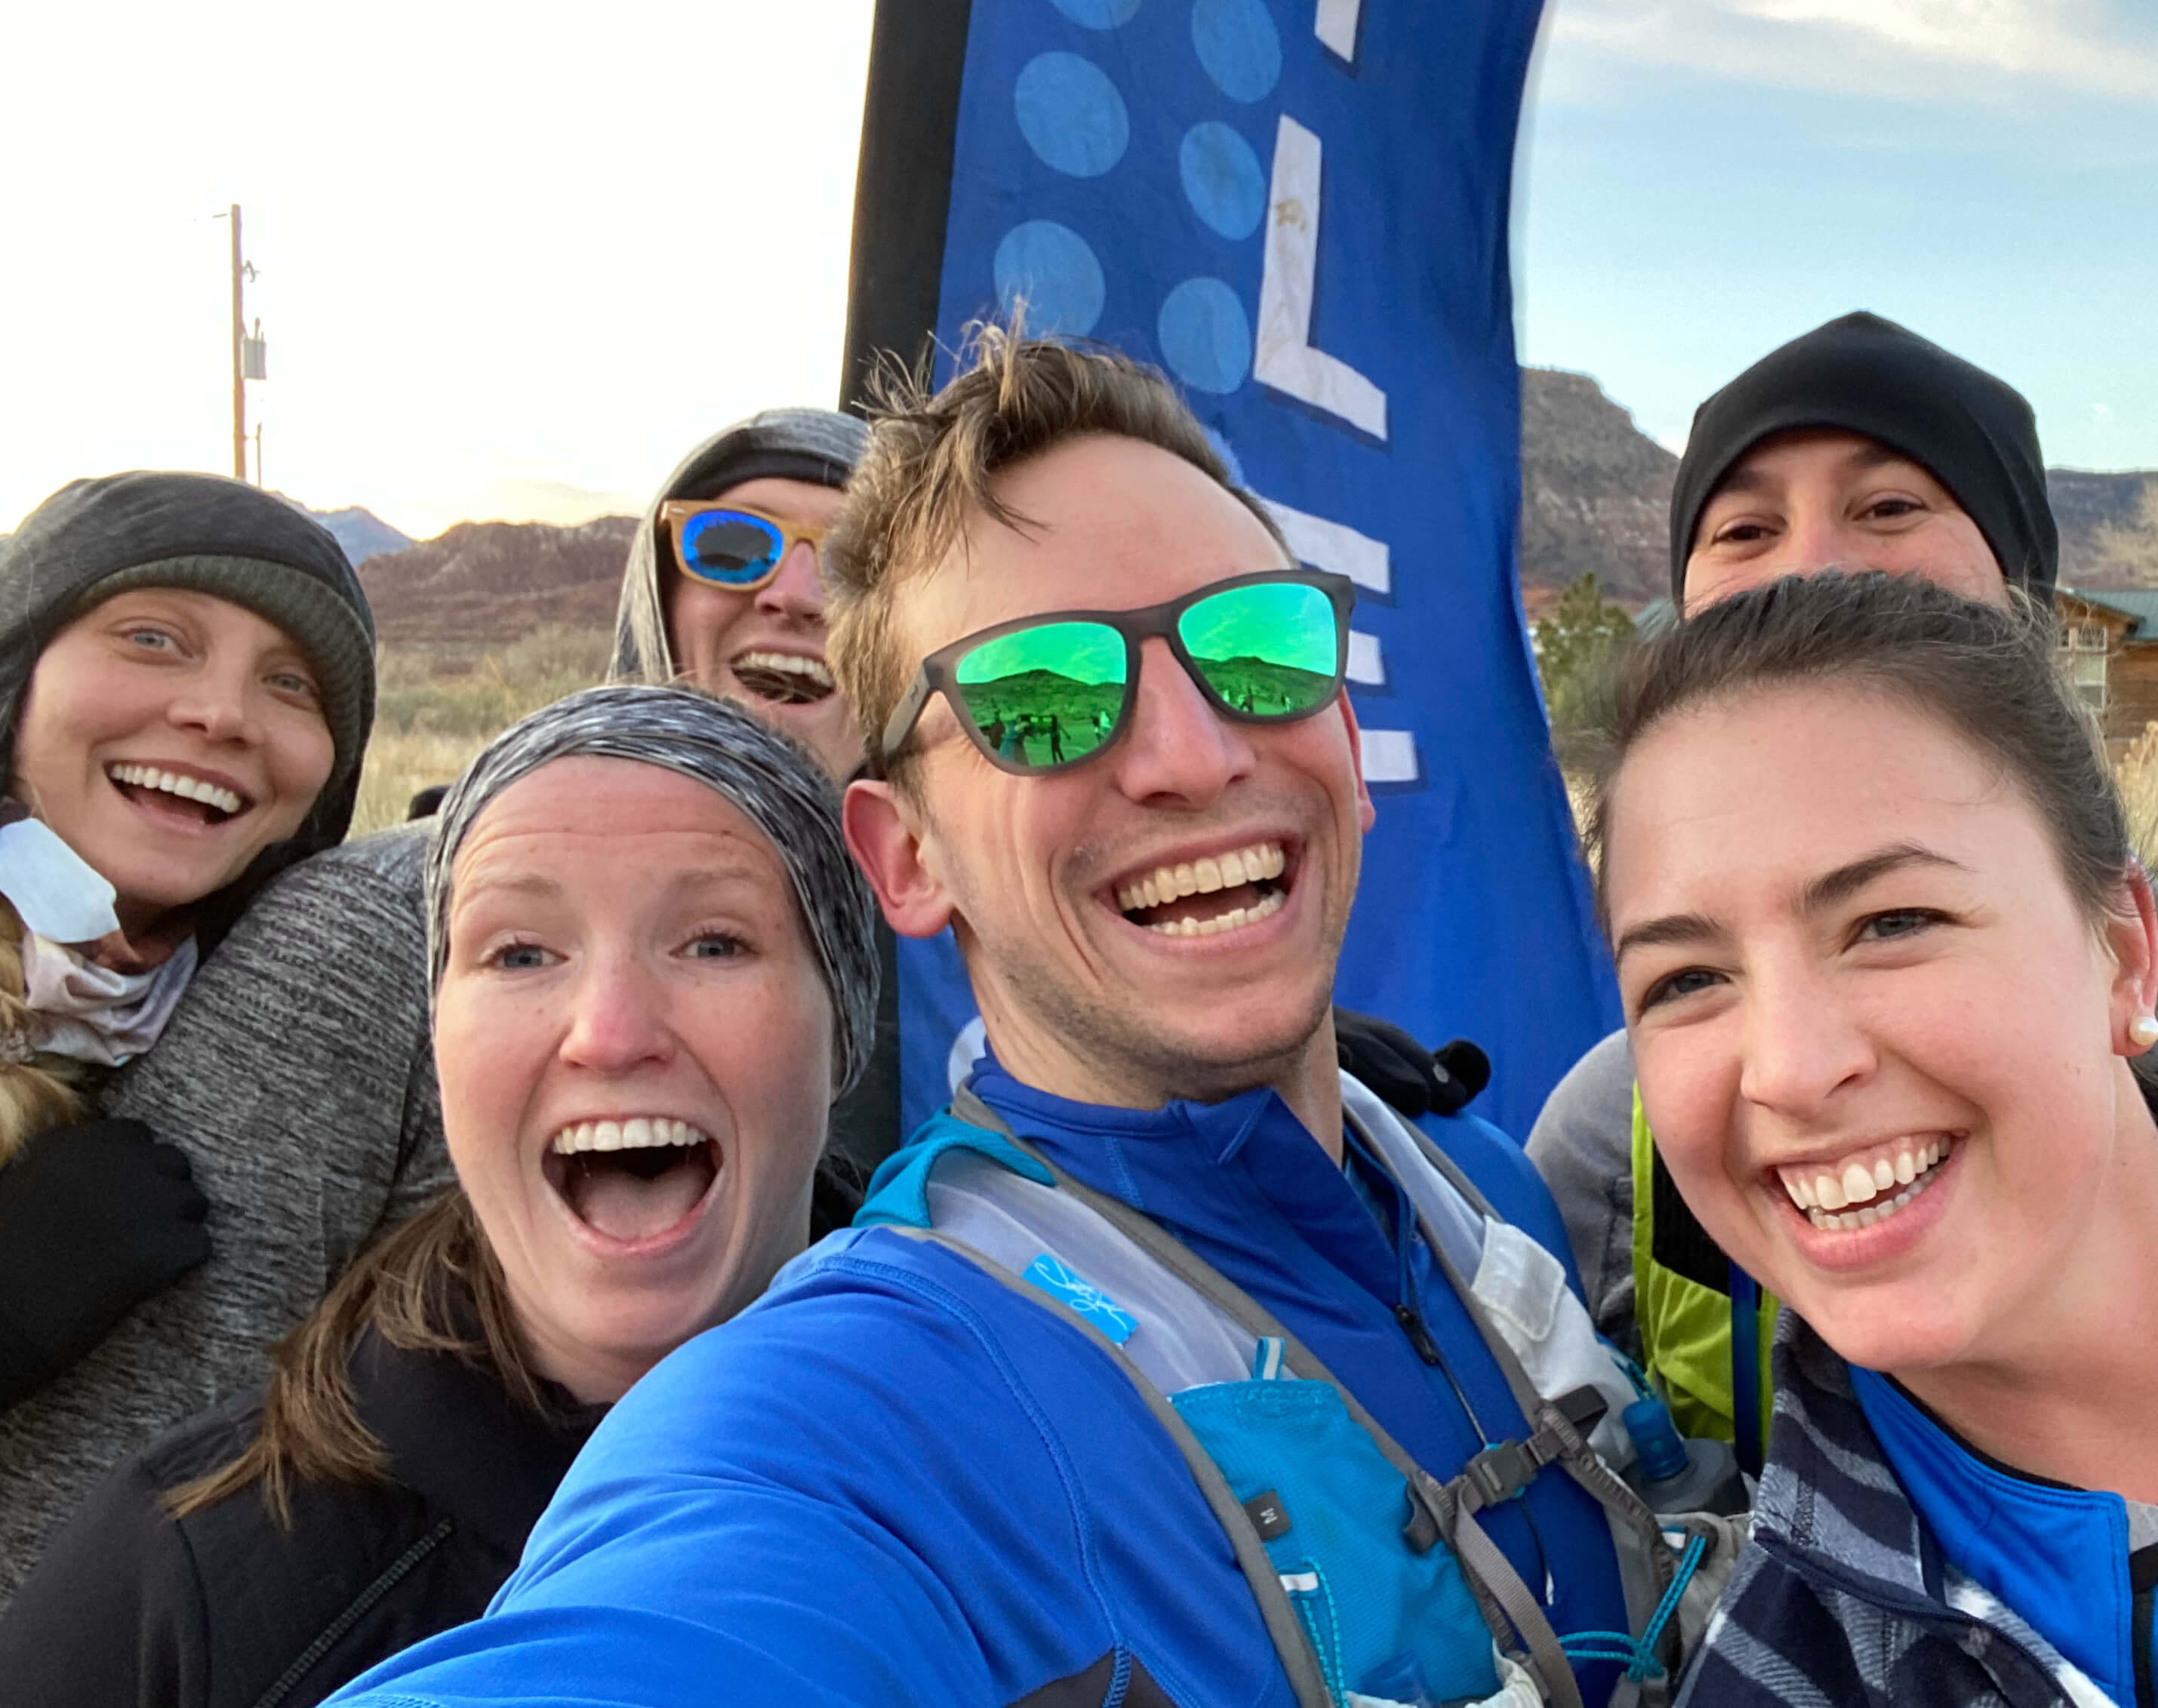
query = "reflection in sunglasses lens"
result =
(955, 620, 1128, 771)
(1179, 583, 1338, 717)
(682, 512, 783, 584)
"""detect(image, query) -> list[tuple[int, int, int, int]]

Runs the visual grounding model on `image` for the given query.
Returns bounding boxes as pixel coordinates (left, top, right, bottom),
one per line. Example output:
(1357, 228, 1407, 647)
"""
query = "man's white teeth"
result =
(550, 1117, 709, 1155)
(1114, 842, 1286, 912)
(108, 764, 243, 815)
(1778, 1139, 1951, 1228)
(734, 651, 833, 688)
(1145, 888, 1285, 937)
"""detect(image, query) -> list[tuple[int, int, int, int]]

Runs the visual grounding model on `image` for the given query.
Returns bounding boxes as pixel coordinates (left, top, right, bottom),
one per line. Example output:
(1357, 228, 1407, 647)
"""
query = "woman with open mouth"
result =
(0, 684, 879, 1708)
(0, 472, 374, 1422)
(1592, 571, 2158, 1707)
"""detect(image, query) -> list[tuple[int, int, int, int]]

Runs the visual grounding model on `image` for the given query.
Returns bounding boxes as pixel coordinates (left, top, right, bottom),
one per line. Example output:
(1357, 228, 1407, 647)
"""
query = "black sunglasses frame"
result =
(873, 568, 1357, 778)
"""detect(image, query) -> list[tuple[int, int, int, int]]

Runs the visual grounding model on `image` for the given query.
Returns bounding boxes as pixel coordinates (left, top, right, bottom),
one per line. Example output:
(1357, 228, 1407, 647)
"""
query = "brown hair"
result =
(1584, 571, 2135, 932)
(165, 1189, 543, 1528)
(823, 320, 1290, 781)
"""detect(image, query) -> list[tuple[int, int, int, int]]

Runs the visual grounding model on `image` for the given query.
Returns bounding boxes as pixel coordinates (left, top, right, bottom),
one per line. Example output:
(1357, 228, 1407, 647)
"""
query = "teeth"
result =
(733, 651, 833, 687)
(1794, 1139, 1953, 1230)
(550, 1118, 710, 1155)
(108, 763, 244, 815)
(1144, 887, 1285, 938)
(1115, 842, 1287, 913)
(1781, 1137, 1956, 1219)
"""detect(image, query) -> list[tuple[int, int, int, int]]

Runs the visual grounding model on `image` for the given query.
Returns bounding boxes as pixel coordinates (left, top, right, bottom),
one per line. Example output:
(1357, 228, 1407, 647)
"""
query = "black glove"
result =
(0, 1119, 210, 1411)
(1334, 1008, 1492, 1119)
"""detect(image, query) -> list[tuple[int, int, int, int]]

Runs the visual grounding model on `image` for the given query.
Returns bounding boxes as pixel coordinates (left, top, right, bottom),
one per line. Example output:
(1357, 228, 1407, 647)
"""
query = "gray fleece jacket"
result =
(0, 825, 450, 1599)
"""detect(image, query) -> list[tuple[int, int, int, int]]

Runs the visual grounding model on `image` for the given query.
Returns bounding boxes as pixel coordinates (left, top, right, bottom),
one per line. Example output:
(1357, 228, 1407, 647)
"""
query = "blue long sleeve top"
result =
(329, 1061, 1627, 1706)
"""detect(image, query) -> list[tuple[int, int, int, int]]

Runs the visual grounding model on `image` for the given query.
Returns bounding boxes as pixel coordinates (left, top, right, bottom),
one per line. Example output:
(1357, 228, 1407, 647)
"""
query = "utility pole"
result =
(227, 204, 246, 480)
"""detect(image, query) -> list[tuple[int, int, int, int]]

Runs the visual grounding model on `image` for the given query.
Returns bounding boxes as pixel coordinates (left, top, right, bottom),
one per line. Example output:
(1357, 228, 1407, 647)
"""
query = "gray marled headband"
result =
(425, 684, 879, 1095)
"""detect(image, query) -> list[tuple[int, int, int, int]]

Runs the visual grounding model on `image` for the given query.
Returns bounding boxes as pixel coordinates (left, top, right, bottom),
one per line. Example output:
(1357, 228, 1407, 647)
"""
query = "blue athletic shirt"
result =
(328, 1057, 1627, 1707)
(1852, 1368, 2158, 1706)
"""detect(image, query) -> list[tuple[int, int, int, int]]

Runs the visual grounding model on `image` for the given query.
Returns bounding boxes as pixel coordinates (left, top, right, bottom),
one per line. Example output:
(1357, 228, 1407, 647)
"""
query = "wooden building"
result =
(2054, 588, 2158, 754)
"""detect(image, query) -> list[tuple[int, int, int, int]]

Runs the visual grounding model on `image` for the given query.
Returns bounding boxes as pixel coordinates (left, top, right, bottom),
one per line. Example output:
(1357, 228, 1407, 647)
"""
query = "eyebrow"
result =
(1612, 843, 1967, 965)
(1796, 842, 1967, 915)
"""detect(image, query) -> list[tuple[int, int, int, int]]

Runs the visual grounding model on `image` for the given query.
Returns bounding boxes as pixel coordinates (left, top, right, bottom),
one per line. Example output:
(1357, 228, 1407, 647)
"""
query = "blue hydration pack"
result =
(862, 1077, 1730, 1708)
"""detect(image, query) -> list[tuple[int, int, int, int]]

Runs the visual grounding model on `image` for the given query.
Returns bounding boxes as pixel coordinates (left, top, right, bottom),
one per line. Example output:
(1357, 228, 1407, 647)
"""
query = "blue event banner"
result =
(845, 0, 1621, 1141)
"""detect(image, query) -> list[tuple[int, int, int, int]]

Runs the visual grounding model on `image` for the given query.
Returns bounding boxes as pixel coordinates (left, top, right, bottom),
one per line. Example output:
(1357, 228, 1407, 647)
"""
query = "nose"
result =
(166, 657, 263, 747)
(1770, 503, 1855, 577)
(1735, 959, 1874, 1122)
(558, 948, 677, 1076)
(755, 540, 825, 626)
(1108, 637, 1254, 808)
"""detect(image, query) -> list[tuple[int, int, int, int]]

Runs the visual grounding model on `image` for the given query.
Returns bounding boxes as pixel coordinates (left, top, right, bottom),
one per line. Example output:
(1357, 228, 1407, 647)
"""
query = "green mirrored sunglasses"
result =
(874, 569, 1356, 777)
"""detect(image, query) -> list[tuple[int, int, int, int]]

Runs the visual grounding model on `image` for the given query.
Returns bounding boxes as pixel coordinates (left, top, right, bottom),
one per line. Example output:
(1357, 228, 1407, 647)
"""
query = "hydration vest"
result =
(864, 1076, 1738, 1708)
(1629, 1088, 1778, 1469)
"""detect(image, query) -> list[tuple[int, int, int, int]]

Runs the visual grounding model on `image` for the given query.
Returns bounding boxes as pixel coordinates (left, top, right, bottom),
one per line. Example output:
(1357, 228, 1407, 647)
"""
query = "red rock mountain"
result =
(356, 516, 637, 647)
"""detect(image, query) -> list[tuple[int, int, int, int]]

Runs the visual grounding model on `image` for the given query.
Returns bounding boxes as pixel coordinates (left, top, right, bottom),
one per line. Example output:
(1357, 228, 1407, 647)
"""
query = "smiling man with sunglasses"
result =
(334, 334, 1681, 1708)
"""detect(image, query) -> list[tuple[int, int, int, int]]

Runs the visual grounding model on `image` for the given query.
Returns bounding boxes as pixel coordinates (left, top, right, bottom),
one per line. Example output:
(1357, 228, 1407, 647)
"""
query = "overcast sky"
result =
(2, 0, 2150, 538)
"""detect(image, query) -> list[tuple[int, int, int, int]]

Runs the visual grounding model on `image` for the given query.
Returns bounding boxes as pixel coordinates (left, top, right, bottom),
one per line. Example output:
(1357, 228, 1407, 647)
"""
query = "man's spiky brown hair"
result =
(824, 322, 1289, 783)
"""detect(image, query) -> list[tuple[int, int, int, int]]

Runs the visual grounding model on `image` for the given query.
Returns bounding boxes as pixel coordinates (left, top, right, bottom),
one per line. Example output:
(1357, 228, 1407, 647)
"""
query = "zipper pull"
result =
(1394, 1303, 1442, 1365)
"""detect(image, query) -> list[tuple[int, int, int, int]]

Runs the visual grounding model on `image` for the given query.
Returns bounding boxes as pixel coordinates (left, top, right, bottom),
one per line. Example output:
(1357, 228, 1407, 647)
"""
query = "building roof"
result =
(2061, 586, 2158, 642)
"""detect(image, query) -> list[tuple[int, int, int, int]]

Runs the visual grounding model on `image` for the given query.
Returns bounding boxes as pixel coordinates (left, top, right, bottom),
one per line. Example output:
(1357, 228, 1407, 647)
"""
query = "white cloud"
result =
(1544, 0, 2158, 104)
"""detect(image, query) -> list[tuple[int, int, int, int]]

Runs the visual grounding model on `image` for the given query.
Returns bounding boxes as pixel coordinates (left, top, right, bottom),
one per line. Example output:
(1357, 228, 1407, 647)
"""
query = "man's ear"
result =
(1335, 694, 1377, 834)
(2107, 863, 2158, 1056)
(843, 778, 956, 940)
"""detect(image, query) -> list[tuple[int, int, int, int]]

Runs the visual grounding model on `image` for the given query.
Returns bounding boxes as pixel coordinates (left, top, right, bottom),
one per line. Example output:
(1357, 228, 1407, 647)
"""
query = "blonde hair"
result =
(0, 901, 97, 1168)
(823, 322, 1289, 782)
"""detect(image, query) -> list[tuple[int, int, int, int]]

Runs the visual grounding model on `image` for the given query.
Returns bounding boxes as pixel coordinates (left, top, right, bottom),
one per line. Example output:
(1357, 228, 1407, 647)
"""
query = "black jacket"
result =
(0, 1325, 601, 1708)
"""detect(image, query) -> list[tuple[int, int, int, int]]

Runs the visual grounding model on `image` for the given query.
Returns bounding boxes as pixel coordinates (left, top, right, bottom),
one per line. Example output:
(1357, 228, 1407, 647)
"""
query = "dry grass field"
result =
(350, 626, 613, 835)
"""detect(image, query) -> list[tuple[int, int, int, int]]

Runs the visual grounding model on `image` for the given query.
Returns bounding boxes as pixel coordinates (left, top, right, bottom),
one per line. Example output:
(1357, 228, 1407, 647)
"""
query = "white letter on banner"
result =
(1254, 115, 1387, 441)
(1261, 498, 1390, 595)
(1258, 493, 1413, 780)
(1359, 730, 1419, 785)
(1315, 0, 1361, 62)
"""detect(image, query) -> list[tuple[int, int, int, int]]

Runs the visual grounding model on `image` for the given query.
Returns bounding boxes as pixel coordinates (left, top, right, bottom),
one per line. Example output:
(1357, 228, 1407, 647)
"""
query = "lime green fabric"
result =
(1630, 1085, 1777, 1452)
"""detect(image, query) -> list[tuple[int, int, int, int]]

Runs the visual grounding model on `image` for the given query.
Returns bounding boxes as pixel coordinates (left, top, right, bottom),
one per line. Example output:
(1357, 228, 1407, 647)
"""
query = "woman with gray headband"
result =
(0, 684, 879, 1708)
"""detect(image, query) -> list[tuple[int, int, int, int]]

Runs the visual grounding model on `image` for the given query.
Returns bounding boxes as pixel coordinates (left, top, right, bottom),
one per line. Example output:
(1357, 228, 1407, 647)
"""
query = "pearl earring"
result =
(2132, 1016, 2158, 1049)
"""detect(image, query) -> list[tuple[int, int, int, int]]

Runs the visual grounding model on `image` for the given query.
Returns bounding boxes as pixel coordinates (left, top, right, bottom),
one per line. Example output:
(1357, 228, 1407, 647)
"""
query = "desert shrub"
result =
(352, 624, 613, 833)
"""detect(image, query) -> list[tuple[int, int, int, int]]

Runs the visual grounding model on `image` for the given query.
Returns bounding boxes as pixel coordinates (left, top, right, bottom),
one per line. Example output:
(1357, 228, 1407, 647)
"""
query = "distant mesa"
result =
(308, 505, 414, 566)
(351, 515, 638, 648)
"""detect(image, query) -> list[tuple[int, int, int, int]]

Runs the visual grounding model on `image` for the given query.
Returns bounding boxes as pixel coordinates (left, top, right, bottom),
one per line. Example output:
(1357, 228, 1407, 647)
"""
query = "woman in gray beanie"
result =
(0, 470, 374, 1414)
(0, 683, 878, 1708)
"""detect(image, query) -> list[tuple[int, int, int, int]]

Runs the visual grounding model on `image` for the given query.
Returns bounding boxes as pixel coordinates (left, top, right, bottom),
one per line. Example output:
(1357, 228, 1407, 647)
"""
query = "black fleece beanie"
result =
(1670, 312, 2057, 604)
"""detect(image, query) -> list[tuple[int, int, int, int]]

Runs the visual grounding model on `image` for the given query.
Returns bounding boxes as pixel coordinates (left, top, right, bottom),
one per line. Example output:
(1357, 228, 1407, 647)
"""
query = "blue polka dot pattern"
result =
(1190, 0, 1281, 103)
(1178, 121, 1266, 240)
(993, 221, 1107, 337)
(1049, 0, 1141, 25)
(1157, 277, 1251, 393)
(1014, 52, 1131, 178)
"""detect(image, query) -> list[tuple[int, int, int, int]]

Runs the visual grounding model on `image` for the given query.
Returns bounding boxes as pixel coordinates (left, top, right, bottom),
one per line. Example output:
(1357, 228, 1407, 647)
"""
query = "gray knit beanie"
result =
(425, 684, 879, 1094)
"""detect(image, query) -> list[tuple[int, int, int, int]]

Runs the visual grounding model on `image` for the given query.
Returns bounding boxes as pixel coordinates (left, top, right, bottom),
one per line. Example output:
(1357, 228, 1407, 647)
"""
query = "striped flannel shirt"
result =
(1678, 1316, 2130, 1708)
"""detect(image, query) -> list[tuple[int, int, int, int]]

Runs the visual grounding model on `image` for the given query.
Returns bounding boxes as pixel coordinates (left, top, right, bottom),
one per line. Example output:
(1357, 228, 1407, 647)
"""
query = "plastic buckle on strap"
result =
(1463, 1439, 1540, 1509)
